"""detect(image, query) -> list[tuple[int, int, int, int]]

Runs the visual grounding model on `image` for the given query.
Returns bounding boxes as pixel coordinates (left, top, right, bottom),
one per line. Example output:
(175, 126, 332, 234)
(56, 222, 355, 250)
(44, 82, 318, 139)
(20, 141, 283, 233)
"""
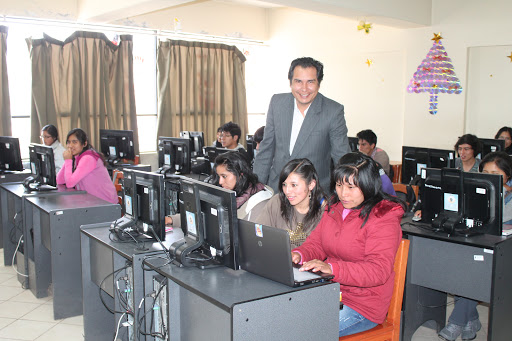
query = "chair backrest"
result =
(392, 183, 418, 212)
(386, 239, 410, 325)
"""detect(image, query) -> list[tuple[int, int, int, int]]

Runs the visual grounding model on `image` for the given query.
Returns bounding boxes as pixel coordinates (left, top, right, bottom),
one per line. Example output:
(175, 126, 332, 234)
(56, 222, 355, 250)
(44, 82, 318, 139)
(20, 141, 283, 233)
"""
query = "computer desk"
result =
(22, 193, 121, 319)
(401, 218, 512, 341)
(0, 170, 32, 249)
(141, 250, 340, 341)
(80, 223, 180, 341)
(0, 182, 83, 268)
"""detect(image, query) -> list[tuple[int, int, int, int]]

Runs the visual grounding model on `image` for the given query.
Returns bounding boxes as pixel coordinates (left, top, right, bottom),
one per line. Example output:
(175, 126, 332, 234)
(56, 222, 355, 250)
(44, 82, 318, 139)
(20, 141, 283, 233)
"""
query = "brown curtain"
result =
(0, 26, 12, 136)
(27, 31, 138, 154)
(157, 39, 247, 146)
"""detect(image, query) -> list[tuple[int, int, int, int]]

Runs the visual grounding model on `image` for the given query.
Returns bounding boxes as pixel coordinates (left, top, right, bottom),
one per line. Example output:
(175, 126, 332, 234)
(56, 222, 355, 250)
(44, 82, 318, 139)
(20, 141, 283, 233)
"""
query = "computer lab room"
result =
(0, 0, 511, 340)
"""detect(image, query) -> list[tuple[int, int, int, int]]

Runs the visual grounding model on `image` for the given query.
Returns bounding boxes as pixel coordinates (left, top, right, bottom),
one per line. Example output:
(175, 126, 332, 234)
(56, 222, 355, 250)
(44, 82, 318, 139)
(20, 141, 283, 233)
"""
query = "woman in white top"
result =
(41, 124, 66, 173)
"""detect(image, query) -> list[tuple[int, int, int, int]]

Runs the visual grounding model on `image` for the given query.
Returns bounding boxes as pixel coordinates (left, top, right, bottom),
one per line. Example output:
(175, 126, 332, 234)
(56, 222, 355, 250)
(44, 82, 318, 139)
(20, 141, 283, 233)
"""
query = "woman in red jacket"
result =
(292, 152, 405, 337)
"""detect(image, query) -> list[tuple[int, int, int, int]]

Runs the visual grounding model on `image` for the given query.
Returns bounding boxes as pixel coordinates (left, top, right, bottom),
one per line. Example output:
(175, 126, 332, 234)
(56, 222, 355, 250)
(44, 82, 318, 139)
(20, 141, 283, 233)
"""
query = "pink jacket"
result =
(294, 200, 403, 324)
(57, 155, 118, 204)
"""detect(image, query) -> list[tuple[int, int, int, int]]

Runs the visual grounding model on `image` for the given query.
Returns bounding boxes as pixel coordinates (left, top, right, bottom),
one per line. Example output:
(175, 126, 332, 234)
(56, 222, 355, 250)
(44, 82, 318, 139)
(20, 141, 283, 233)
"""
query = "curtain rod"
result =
(1, 15, 266, 46)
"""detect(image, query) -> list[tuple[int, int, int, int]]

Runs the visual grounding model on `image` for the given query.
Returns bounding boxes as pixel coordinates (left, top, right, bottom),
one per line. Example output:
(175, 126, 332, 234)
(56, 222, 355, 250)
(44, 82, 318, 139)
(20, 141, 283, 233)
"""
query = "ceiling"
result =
(79, 0, 432, 29)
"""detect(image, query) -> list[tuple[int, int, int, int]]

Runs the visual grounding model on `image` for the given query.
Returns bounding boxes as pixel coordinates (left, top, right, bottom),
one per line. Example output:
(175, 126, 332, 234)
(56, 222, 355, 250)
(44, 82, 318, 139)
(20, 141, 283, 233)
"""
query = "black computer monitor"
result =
(171, 177, 238, 269)
(204, 146, 231, 163)
(25, 144, 56, 190)
(245, 134, 255, 162)
(0, 136, 23, 173)
(478, 138, 505, 159)
(180, 131, 205, 157)
(157, 136, 192, 174)
(116, 169, 166, 242)
(420, 168, 503, 236)
(402, 146, 455, 184)
(348, 137, 359, 152)
(0, 136, 23, 174)
(99, 129, 135, 162)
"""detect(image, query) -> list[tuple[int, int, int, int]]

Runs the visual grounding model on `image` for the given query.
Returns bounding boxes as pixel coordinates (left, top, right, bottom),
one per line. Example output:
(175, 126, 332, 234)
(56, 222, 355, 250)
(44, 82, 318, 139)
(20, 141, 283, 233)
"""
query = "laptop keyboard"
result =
(292, 267, 322, 282)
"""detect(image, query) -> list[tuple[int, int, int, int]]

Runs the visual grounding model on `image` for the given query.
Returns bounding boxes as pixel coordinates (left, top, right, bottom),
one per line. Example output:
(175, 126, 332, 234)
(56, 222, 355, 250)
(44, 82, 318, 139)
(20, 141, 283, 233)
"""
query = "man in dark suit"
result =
(253, 57, 350, 192)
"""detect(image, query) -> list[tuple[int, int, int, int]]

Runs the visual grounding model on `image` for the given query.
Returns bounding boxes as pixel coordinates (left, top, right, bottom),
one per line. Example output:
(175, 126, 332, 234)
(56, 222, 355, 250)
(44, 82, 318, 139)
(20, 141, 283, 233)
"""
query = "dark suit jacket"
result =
(253, 92, 350, 192)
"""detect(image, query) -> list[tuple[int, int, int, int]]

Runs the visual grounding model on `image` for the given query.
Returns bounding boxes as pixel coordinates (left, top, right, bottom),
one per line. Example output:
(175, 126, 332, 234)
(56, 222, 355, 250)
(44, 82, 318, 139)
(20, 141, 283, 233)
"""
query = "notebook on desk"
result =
(238, 220, 334, 287)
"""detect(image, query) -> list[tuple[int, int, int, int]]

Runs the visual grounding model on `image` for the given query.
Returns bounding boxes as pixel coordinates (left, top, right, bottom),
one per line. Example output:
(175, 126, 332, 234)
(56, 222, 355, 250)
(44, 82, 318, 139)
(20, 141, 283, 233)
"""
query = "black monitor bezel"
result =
(99, 129, 135, 161)
(348, 136, 359, 152)
(0, 136, 24, 173)
(28, 143, 56, 187)
(157, 136, 193, 174)
(180, 131, 205, 157)
(401, 146, 456, 184)
(478, 138, 505, 160)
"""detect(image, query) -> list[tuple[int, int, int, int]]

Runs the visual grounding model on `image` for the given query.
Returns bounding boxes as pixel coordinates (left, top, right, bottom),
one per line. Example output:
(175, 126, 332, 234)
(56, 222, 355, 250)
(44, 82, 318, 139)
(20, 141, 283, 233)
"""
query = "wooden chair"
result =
(112, 170, 124, 205)
(339, 239, 410, 341)
(390, 164, 401, 183)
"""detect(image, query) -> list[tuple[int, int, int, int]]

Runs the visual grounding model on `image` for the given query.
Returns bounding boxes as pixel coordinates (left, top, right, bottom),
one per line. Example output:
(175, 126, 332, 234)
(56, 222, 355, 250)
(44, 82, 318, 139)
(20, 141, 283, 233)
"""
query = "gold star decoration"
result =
(365, 59, 373, 67)
(357, 21, 372, 34)
(432, 33, 443, 43)
(507, 52, 512, 62)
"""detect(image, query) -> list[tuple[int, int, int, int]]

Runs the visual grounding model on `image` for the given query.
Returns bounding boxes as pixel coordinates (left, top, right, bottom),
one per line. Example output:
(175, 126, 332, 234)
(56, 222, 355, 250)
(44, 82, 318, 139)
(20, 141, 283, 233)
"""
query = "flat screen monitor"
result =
(157, 136, 192, 174)
(99, 129, 135, 162)
(204, 146, 231, 163)
(122, 169, 166, 241)
(28, 143, 56, 188)
(0, 136, 23, 173)
(478, 138, 505, 159)
(173, 177, 238, 269)
(420, 168, 503, 236)
(245, 134, 255, 163)
(348, 137, 359, 152)
(402, 146, 455, 184)
(180, 131, 205, 157)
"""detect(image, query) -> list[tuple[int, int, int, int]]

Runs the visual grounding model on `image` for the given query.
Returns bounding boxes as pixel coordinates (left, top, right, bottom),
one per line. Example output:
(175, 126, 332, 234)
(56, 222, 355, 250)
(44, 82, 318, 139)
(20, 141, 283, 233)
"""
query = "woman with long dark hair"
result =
(495, 126, 512, 155)
(57, 128, 117, 204)
(255, 158, 326, 247)
(40, 124, 66, 173)
(292, 152, 405, 337)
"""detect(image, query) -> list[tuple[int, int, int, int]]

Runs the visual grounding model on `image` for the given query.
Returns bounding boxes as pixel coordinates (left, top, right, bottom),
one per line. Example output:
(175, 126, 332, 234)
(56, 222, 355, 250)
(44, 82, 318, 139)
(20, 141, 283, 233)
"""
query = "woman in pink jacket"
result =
(57, 128, 118, 204)
(292, 152, 405, 337)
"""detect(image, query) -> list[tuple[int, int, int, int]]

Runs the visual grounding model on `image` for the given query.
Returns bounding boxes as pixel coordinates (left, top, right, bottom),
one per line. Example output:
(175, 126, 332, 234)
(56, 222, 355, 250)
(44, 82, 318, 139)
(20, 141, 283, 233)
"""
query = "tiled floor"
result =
(0, 248, 490, 341)
(0, 250, 84, 341)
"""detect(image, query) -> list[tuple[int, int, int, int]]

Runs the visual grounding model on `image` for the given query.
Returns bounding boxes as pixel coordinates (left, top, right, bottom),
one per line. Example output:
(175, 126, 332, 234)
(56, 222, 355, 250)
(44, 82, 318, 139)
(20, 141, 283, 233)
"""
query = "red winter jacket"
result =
(294, 200, 403, 324)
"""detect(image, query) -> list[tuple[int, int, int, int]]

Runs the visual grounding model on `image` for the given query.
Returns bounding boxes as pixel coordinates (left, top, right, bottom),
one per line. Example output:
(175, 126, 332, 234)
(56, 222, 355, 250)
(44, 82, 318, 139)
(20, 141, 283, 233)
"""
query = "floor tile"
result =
(9, 290, 52, 305)
(0, 286, 25, 301)
(20, 304, 55, 323)
(0, 317, 16, 330)
(0, 301, 41, 319)
(0, 319, 57, 340)
(35, 323, 84, 341)
(0, 274, 15, 285)
(0, 266, 14, 275)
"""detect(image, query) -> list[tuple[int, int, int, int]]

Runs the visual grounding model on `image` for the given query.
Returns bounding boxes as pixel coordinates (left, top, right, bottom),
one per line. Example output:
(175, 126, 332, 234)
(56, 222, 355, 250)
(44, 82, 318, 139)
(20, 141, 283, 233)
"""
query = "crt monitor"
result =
(157, 136, 192, 174)
(180, 131, 205, 157)
(26, 143, 57, 189)
(171, 177, 238, 269)
(478, 138, 505, 159)
(401, 146, 455, 184)
(99, 129, 135, 162)
(420, 168, 503, 236)
(120, 169, 166, 241)
(348, 137, 359, 152)
(0, 136, 23, 173)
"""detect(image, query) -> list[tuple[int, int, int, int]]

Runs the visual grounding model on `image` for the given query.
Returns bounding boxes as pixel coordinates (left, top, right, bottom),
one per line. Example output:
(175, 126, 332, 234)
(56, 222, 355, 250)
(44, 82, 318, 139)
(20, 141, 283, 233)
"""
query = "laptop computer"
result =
(238, 220, 334, 287)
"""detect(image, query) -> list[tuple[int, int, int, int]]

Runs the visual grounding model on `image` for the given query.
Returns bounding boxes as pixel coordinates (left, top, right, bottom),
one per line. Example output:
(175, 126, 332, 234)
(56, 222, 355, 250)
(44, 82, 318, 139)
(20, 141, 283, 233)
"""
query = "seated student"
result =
(291, 152, 405, 337)
(212, 126, 223, 148)
(220, 121, 246, 151)
(57, 128, 118, 204)
(255, 158, 326, 248)
(166, 151, 273, 226)
(454, 133, 481, 172)
(40, 124, 66, 173)
(495, 126, 512, 155)
(357, 129, 390, 176)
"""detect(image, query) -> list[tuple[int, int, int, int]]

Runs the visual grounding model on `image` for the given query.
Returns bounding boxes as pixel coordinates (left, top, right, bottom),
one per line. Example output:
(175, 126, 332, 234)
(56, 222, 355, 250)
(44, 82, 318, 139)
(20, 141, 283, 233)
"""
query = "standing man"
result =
(253, 57, 350, 192)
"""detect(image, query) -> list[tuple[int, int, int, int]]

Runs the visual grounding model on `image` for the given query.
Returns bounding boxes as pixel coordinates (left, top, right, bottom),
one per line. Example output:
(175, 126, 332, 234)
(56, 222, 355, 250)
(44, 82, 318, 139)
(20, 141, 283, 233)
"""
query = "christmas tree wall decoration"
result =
(407, 33, 462, 115)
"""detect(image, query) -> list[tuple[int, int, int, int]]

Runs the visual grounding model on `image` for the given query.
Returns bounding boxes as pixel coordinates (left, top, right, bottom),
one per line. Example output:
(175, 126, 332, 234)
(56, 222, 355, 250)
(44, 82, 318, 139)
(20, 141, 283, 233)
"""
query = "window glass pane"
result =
(133, 35, 157, 116)
(11, 117, 31, 159)
(137, 115, 157, 153)
(248, 114, 266, 135)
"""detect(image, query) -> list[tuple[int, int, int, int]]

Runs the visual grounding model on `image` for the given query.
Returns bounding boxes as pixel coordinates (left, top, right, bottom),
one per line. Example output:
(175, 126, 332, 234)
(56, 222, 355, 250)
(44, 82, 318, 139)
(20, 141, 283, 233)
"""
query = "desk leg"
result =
(488, 240, 512, 340)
